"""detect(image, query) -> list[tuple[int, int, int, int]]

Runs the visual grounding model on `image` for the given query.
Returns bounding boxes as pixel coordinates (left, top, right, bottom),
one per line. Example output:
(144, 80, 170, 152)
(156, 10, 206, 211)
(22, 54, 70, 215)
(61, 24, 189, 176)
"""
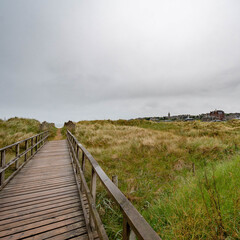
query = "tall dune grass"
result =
(74, 119, 240, 239)
(0, 117, 41, 148)
(0, 117, 57, 148)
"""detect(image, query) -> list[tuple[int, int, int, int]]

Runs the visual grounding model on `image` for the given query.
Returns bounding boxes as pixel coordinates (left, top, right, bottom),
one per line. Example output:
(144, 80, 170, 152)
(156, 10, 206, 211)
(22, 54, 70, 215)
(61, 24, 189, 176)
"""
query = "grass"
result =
(74, 119, 240, 239)
(143, 156, 240, 239)
(0, 117, 57, 148)
(1, 118, 240, 238)
(0, 117, 41, 148)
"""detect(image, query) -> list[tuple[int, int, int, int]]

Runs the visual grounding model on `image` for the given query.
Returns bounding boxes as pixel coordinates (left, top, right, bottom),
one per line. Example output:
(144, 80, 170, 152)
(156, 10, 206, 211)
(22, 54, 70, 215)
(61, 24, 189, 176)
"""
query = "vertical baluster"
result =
(43, 132, 45, 145)
(81, 152, 85, 192)
(77, 145, 79, 162)
(15, 144, 19, 169)
(39, 134, 42, 147)
(35, 136, 38, 152)
(0, 150, 6, 187)
(123, 217, 136, 240)
(90, 168, 97, 230)
(25, 140, 28, 162)
(123, 216, 131, 240)
(31, 138, 34, 156)
(91, 168, 97, 203)
(75, 145, 79, 175)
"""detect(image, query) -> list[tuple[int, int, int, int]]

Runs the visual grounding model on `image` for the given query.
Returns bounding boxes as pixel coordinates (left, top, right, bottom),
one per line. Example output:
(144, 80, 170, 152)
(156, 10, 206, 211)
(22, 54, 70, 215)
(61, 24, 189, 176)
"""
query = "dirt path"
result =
(52, 128, 64, 141)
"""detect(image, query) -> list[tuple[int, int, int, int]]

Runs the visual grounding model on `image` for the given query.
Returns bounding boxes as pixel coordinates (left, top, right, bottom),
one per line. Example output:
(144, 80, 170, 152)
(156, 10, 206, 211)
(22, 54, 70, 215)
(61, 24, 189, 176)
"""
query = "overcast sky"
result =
(1, 0, 240, 124)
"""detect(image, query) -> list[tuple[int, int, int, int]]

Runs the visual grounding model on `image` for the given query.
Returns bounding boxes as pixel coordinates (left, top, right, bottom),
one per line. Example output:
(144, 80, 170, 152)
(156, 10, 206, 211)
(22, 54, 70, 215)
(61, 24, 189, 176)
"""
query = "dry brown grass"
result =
(73, 119, 240, 239)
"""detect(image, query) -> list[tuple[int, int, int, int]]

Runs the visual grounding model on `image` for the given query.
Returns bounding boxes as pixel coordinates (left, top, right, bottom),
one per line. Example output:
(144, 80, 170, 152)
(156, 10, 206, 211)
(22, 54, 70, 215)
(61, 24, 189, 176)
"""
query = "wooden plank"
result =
(1, 179, 75, 194)
(0, 182, 76, 199)
(0, 188, 77, 208)
(0, 198, 81, 227)
(0, 200, 81, 222)
(7, 175, 74, 185)
(0, 211, 84, 237)
(1, 217, 85, 240)
(46, 232, 88, 240)
(23, 222, 87, 240)
(0, 185, 77, 204)
(0, 196, 80, 218)
(0, 192, 78, 213)
(0, 206, 81, 231)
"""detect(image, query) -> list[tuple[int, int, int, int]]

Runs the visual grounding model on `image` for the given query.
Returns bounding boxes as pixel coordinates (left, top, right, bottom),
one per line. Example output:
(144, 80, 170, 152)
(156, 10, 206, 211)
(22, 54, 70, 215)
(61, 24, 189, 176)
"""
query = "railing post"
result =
(90, 168, 97, 230)
(81, 152, 85, 192)
(112, 175, 118, 187)
(77, 145, 79, 162)
(75, 145, 79, 176)
(39, 134, 42, 147)
(31, 138, 34, 156)
(123, 216, 131, 240)
(91, 168, 97, 203)
(0, 150, 6, 187)
(123, 217, 137, 240)
(35, 136, 38, 152)
(25, 140, 28, 162)
(15, 144, 19, 169)
(44, 132, 46, 145)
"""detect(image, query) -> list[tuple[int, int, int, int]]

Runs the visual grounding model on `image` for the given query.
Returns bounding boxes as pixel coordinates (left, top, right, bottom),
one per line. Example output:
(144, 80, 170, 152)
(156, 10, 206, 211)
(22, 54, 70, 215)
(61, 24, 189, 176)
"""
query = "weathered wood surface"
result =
(0, 140, 98, 240)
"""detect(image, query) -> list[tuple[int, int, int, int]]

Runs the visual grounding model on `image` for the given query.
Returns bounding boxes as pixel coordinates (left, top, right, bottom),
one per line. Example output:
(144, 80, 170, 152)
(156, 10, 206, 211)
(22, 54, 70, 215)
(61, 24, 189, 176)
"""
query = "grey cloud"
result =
(1, 0, 240, 123)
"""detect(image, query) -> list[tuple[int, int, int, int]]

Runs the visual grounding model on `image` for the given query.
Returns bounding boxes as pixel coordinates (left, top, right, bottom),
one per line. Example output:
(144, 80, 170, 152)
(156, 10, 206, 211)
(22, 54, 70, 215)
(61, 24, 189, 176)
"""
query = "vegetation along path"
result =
(52, 128, 64, 141)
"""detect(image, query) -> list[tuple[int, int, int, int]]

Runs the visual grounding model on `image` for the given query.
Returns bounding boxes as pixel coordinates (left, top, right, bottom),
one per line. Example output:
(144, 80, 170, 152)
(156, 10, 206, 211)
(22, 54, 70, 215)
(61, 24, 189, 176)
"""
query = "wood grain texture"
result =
(0, 140, 95, 240)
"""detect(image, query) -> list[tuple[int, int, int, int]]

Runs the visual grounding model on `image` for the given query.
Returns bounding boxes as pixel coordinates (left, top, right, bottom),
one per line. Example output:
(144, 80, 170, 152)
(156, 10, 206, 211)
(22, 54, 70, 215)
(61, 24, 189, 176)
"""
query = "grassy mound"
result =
(0, 117, 41, 148)
(0, 117, 58, 148)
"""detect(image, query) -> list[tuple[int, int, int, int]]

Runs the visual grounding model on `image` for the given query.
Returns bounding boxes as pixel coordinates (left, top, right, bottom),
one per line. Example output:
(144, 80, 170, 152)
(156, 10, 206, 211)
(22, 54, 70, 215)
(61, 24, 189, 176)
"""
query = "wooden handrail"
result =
(0, 131, 48, 152)
(0, 131, 49, 190)
(67, 130, 161, 240)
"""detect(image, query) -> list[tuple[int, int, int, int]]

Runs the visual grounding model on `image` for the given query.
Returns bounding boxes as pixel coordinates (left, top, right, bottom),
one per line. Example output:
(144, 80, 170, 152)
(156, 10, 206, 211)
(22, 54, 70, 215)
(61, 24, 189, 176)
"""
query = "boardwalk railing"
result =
(0, 131, 49, 190)
(67, 130, 161, 240)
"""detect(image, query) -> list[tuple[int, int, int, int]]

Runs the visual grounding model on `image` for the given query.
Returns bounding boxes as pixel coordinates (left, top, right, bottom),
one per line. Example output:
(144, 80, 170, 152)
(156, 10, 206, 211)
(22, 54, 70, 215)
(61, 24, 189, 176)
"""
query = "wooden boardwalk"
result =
(0, 132, 161, 240)
(0, 140, 93, 240)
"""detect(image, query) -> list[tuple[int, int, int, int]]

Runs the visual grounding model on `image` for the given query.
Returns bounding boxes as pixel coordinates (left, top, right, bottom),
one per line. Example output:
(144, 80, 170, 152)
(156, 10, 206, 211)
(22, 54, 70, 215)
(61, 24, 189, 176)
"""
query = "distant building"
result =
(168, 112, 170, 120)
(149, 117, 160, 122)
(185, 115, 194, 121)
(225, 113, 240, 120)
(210, 110, 225, 121)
